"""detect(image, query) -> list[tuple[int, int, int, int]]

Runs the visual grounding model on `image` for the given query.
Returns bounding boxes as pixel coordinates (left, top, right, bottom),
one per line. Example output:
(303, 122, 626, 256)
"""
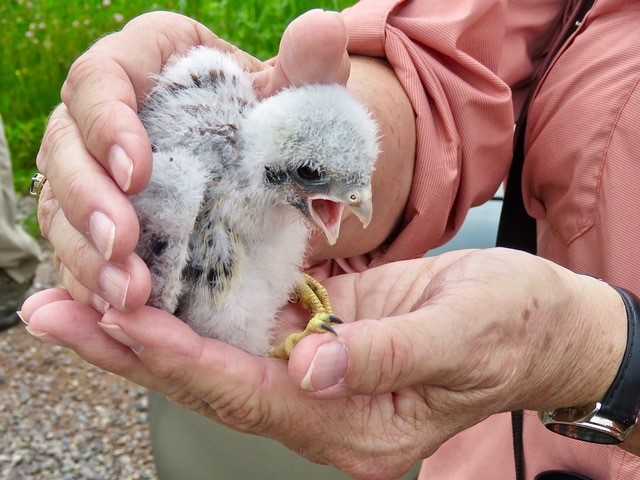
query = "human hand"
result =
(21, 248, 628, 479)
(36, 9, 356, 313)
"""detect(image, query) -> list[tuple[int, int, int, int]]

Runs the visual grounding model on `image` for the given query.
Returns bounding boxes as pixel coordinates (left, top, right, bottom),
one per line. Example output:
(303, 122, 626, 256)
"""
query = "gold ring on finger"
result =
(29, 172, 47, 202)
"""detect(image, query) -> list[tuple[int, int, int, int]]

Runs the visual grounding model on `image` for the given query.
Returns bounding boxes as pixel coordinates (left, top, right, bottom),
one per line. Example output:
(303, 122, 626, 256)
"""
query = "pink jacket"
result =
(314, 0, 640, 478)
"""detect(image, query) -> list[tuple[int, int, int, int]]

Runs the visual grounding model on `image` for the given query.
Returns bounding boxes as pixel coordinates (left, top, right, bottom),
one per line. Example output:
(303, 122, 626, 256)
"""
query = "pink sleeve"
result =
(307, 0, 575, 279)
(342, 0, 516, 271)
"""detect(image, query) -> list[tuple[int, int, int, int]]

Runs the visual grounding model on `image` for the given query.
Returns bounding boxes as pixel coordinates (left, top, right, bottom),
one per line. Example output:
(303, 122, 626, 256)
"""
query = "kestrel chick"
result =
(131, 46, 378, 357)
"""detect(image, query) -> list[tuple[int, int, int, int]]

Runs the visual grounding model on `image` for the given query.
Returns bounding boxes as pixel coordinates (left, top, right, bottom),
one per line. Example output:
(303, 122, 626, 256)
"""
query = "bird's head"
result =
(240, 84, 379, 246)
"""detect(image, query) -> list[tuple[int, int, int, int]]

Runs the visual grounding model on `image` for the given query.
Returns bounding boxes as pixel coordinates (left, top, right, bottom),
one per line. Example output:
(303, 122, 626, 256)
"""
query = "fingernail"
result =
(89, 211, 116, 261)
(92, 295, 110, 314)
(109, 145, 134, 192)
(99, 265, 130, 309)
(26, 326, 69, 348)
(300, 341, 348, 392)
(98, 322, 141, 353)
(16, 310, 27, 324)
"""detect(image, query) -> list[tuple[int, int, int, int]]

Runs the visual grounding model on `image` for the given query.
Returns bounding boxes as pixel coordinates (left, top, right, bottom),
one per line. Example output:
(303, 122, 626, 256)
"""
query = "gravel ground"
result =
(0, 197, 157, 479)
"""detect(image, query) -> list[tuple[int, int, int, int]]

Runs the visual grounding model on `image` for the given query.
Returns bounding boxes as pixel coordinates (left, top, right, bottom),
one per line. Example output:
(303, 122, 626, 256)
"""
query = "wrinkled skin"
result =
(23, 248, 630, 479)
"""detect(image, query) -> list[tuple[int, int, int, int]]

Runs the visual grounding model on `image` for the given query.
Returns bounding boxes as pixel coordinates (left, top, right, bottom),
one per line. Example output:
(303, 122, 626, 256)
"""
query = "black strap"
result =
(496, 0, 597, 254)
(494, 2, 596, 479)
(511, 410, 526, 480)
(496, 116, 536, 254)
(600, 287, 640, 426)
(500, 87, 533, 480)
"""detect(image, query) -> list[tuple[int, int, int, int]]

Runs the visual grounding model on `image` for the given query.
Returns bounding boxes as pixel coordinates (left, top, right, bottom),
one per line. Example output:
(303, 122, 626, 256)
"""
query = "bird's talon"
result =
(320, 323, 338, 335)
(269, 311, 342, 359)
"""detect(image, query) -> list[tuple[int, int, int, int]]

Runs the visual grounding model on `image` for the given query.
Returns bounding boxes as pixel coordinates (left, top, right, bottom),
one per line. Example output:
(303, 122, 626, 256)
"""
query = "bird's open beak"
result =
(308, 191, 373, 246)
(349, 199, 373, 229)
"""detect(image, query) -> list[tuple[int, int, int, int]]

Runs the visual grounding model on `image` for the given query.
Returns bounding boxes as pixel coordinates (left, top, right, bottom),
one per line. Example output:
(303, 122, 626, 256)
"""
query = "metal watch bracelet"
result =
(539, 285, 640, 444)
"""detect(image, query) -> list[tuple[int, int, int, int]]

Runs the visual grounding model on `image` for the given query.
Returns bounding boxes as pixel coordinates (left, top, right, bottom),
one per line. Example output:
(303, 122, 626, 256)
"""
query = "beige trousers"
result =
(0, 116, 41, 283)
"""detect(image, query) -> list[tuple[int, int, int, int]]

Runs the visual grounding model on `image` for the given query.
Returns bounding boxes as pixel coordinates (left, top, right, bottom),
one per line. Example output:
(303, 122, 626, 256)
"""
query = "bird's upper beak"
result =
(308, 189, 373, 246)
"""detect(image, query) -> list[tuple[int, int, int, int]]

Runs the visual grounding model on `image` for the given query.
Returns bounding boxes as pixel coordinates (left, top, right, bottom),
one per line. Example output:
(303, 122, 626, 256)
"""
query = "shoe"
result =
(0, 270, 34, 331)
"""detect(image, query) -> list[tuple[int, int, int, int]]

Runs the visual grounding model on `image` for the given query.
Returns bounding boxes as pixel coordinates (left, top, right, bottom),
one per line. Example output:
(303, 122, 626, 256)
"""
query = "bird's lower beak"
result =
(308, 197, 344, 246)
(308, 193, 373, 247)
(348, 198, 373, 229)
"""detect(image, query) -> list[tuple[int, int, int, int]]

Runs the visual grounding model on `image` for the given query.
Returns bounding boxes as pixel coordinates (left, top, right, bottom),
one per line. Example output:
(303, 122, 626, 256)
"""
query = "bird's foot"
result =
(269, 274, 342, 359)
(296, 273, 333, 316)
(269, 313, 343, 360)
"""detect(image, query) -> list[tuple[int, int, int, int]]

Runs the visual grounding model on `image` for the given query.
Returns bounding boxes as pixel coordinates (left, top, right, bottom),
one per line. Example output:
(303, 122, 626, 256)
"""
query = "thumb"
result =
(288, 311, 461, 398)
(253, 9, 350, 97)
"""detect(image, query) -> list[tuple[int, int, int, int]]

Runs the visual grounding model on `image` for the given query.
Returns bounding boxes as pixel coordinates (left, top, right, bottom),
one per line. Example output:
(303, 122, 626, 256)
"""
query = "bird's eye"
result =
(295, 165, 325, 184)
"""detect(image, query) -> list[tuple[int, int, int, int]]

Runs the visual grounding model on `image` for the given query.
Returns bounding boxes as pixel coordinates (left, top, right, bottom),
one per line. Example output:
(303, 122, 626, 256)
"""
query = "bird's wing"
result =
(132, 47, 257, 313)
(131, 148, 213, 313)
(139, 46, 257, 170)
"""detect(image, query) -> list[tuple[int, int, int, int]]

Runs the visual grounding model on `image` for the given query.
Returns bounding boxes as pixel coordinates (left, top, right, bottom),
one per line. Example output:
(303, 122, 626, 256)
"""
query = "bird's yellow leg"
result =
(269, 274, 342, 360)
(269, 312, 342, 359)
(296, 273, 333, 316)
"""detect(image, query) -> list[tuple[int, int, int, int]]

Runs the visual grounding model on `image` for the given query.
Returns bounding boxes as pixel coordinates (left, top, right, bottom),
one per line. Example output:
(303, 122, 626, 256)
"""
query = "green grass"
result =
(0, 0, 356, 195)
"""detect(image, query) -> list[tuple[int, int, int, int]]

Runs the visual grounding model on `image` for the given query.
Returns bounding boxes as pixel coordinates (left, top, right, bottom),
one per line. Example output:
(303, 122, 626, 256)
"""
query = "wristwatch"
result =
(538, 286, 640, 444)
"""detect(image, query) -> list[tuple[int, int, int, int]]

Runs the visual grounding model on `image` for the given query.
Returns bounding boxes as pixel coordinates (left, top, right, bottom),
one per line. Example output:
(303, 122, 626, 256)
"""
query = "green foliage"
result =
(0, 0, 355, 194)
(20, 202, 41, 239)
(4, 115, 48, 194)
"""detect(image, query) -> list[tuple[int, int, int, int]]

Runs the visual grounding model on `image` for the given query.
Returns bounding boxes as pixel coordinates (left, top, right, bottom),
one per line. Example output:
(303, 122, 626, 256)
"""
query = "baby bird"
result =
(131, 46, 378, 357)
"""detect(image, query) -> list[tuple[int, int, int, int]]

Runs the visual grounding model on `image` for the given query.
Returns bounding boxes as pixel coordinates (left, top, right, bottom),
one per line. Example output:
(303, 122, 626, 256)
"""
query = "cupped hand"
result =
(36, 9, 351, 312)
(21, 248, 627, 479)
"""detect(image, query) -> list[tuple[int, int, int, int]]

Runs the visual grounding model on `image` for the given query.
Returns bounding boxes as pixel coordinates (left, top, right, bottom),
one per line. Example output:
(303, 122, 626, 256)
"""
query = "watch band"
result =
(599, 286, 640, 426)
(539, 285, 640, 443)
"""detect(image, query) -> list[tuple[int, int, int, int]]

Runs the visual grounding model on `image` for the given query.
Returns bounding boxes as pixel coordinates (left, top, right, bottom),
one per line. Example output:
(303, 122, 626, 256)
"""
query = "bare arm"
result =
(308, 55, 415, 262)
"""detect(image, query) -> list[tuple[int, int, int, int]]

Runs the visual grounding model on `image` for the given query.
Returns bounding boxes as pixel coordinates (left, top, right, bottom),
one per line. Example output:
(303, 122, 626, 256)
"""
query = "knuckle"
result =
(100, 347, 140, 378)
(170, 388, 199, 408)
(62, 51, 135, 145)
(379, 327, 415, 390)
(215, 391, 267, 433)
(125, 11, 202, 46)
(150, 358, 181, 384)
(147, 347, 200, 388)
(61, 56, 84, 103)
(36, 192, 59, 239)
(64, 235, 94, 282)
(148, 353, 270, 433)
(60, 265, 79, 295)
(61, 51, 107, 104)
(357, 322, 416, 394)
(169, 389, 211, 417)
(61, 166, 93, 213)
(37, 106, 76, 173)
(82, 99, 119, 152)
(214, 366, 271, 433)
(124, 10, 172, 28)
